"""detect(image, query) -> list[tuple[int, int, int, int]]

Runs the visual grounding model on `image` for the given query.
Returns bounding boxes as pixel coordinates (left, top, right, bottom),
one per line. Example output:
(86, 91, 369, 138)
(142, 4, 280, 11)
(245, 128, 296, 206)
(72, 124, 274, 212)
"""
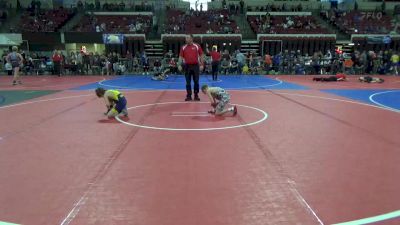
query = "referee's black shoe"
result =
(185, 96, 192, 101)
(194, 95, 200, 101)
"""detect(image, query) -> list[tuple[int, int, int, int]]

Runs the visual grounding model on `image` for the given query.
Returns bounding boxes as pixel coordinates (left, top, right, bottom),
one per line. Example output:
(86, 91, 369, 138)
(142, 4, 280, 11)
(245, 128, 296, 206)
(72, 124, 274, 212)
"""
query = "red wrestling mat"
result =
(0, 82, 399, 225)
(0, 76, 105, 90)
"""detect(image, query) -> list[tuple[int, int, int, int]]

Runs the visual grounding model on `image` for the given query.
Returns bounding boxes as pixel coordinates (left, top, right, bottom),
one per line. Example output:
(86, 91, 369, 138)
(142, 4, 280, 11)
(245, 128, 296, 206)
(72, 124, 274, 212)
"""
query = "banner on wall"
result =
(103, 34, 125, 45)
(367, 36, 392, 44)
(0, 34, 23, 45)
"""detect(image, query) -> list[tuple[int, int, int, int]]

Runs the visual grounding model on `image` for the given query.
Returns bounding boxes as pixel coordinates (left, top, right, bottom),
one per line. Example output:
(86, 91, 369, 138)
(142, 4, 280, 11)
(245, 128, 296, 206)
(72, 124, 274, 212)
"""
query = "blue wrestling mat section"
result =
(73, 75, 308, 91)
(323, 89, 400, 112)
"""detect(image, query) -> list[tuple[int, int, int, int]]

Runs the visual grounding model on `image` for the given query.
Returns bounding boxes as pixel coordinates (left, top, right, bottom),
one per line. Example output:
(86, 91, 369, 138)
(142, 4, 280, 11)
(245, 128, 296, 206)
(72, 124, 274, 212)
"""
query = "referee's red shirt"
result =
(210, 51, 221, 62)
(179, 43, 203, 65)
(52, 54, 63, 63)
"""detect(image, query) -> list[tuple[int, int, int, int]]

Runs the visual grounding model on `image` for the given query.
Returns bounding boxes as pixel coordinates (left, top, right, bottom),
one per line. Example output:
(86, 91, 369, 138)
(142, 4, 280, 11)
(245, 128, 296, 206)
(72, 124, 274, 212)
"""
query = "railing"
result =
(161, 34, 242, 41)
(257, 33, 336, 41)
(246, 11, 312, 16)
(91, 11, 153, 16)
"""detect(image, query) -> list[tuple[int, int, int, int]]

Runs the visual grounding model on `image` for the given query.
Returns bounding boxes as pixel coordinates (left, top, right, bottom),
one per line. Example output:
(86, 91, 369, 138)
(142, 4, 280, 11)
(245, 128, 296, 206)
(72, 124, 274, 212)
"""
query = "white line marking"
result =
(116, 102, 268, 131)
(0, 94, 92, 109)
(288, 179, 325, 225)
(59, 195, 89, 225)
(0, 77, 104, 89)
(97, 77, 283, 89)
(171, 114, 212, 117)
(228, 77, 283, 89)
(162, 78, 223, 83)
(368, 90, 400, 113)
(171, 111, 209, 114)
(26, 80, 104, 88)
(97, 78, 132, 89)
(0, 90, 397, 224)
(273, 91, 400, 114)
(332, 210, 400, 225)
(0, 90, 398, 116)
(277, 76, 400, 89)
(0, 221, 21, 225)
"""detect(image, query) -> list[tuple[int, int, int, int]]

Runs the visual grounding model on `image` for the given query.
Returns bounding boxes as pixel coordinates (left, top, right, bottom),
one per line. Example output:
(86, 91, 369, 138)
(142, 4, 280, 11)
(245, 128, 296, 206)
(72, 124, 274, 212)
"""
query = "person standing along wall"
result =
(206, 44, 221, 81)
(7, 46, 24, 85)
(52, 50, 63, 77)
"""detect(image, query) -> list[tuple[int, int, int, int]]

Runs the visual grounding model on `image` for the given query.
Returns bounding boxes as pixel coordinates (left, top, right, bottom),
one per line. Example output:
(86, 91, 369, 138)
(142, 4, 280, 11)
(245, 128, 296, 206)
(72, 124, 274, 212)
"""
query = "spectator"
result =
(24, 56, 34, 75)
(141, 51, 150, 75)
(125, 50, 133, 72)
(264, 53, 272, 73)
(52, 50, 63, 76)
(230, 57, 239, 74)
(169, 58, 177, 74)
(132, 55, 139, 73)
(206, 44, 221, 80)
(7, 46, 24, 85)
(153, 59, 162, 74)
(236, 50, 245, 73)
(344, 57, 354, 74)
(220, 57, 230, 75)
(391, 51, 399, 75)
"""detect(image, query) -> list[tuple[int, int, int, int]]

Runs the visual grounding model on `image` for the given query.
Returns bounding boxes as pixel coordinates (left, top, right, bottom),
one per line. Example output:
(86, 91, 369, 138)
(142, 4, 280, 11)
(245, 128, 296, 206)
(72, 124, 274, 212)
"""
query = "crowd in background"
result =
(17, 7, 73, 32)
(320, 7, 395, 34)
(74, 0, 154, 12)
(1, 49, 159, 76)
(2, 48, 400, 76)
(74, 14, 152, 33)
(245, 2, 304, 12)
(165, 9, 239, 34)
(249, 14, 325, 34)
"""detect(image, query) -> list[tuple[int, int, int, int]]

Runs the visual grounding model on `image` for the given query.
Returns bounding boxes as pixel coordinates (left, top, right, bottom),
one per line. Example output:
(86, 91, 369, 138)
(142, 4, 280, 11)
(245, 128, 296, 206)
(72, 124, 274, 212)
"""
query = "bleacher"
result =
(322, 9, 394, 34)
(73, 14, 152, 34)
(165, 9, 239, 34)
(248, 14, 331, 34)
(18, 8, 74, 32)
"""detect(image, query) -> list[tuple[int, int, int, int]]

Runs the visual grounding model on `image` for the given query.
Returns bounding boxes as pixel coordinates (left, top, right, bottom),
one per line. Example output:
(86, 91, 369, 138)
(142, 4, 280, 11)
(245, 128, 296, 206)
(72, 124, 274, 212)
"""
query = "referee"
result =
(178, 34, 204, 101)
(206, 43, 221, 81)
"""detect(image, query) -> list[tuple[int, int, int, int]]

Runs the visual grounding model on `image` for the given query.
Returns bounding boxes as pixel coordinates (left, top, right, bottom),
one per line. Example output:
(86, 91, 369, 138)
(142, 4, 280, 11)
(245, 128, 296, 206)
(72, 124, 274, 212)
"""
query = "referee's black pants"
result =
(185, 64, 200, 97)
(53, 61, 61, 75)
(211, 61, 219, 80)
